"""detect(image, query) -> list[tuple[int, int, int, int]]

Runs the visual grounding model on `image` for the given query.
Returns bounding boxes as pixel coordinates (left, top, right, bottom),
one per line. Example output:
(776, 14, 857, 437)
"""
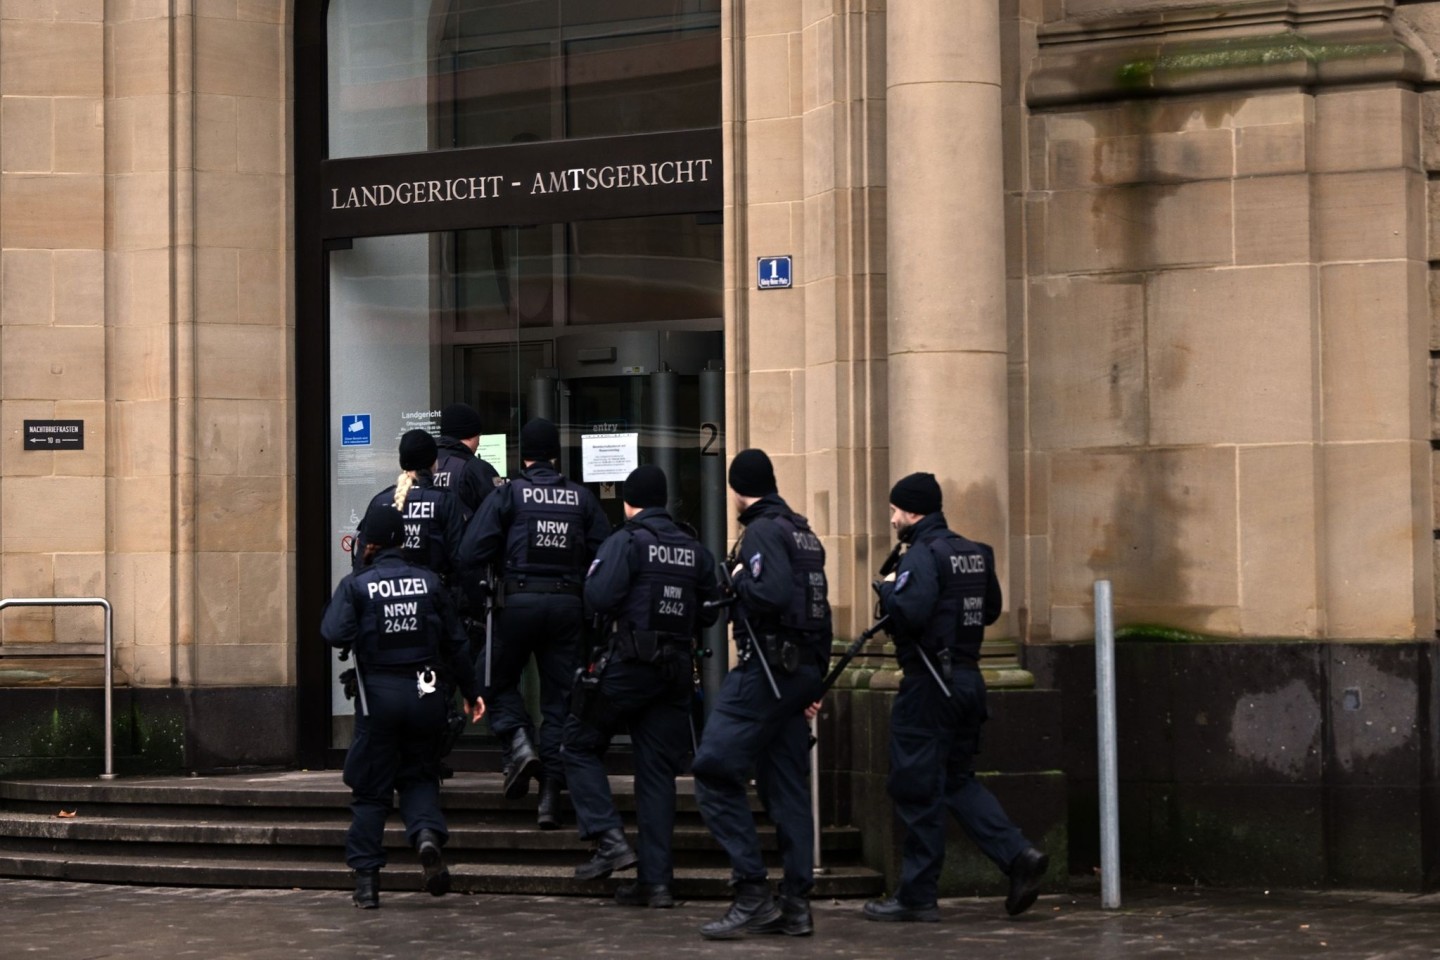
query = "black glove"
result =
(339, 667, 358, 702)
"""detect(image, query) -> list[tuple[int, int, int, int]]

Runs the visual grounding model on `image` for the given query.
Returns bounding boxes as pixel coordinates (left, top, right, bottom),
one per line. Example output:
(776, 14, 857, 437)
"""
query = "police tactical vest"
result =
(620, 520, 702, 640)
(772, 513, 830, 638)
(394, 483, 454, 577)
(919, 531, 990, 661)
(503, 474, 588, 577)
(431, 450, 471, 520)
(737, 510, 829, 654)
(353, 559, 444, 669)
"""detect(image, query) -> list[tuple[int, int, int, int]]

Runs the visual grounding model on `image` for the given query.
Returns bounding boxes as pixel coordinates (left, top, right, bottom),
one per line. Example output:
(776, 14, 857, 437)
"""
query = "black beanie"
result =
(440, 403, 483, 440)
(889, 472, 942, 516)
(363, 503, 405, 549)
(520, 417, 560, 461)
(398, 429, 438, 471)
(728, 448, 777, 497)
(623, 464, 667, 509)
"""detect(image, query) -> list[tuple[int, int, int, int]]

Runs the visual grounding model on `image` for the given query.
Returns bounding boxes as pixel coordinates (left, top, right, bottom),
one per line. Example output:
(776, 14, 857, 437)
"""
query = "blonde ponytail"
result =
(392, 471, 414, 512)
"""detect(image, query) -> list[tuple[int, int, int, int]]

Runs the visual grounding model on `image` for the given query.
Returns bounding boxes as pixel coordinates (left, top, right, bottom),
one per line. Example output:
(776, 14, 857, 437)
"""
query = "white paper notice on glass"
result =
(581, 432, 639, 483)
(477, 434, 508, 478)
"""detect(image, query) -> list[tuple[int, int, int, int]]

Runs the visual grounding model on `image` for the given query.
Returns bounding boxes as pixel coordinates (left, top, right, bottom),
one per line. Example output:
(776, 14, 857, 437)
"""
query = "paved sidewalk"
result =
(2, 878, 1440, 959)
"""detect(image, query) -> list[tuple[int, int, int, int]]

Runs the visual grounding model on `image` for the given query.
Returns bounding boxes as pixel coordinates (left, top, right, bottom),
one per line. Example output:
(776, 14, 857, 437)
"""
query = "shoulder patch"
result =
(586, 558, 601, 578)
(750, 552, 763, 580)
(894, 570, 911, 593)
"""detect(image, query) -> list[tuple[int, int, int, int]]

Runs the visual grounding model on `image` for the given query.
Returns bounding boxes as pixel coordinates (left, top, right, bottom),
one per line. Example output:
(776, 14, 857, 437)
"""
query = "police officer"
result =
(432, 403, 502, 523)
(692, 448, 830, 940)
(352, 429, 464, 581)
(322, 502, 484, 909)
(432, 404, 504, 741)
(863, 472, 1048, 923)
(562, 465, 720, 907)
(458, 417, 610, 828)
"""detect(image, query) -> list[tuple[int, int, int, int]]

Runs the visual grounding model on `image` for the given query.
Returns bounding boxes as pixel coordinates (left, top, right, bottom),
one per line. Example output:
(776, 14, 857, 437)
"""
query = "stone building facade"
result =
(3, 0, 1440, 888)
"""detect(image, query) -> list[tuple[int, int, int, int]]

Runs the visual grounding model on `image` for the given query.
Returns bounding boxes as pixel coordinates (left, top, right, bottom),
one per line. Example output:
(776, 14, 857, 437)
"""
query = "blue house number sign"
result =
(757, 256, 792, 290)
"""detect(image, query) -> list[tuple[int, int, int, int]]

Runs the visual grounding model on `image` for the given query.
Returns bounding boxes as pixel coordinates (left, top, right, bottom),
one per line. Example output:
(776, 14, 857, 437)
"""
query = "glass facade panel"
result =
(568, 214, 722, 325)
(329, 0, 720, 157)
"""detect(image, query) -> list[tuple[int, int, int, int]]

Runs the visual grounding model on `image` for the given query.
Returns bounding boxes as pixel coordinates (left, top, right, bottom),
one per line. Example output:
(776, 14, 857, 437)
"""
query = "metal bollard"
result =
(1094, 580, 1120, 908)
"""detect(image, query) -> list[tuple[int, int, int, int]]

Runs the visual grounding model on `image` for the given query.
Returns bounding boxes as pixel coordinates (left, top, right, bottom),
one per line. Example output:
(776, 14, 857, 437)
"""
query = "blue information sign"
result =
(757, 256, 792, 289)
(341, 414, 371, 446)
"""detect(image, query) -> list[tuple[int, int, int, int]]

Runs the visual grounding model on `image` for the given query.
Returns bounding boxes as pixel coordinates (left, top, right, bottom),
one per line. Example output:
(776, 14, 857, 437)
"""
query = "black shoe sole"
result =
(1005, 853, 1049, 917)
(699, 931, 742, 941)
(863, 899, 940, 923)
(700, 910, 784, 940)
(419, 842, 450, 897)
(750, 915, 811, 936)
(755, 924, 813, 936)
(573, 849, 637, 881)
(503, 756, 540, 800)
(1006, 890, 1040, 917)
(615, 887, 674, 908)
(864, 909, 939, 923)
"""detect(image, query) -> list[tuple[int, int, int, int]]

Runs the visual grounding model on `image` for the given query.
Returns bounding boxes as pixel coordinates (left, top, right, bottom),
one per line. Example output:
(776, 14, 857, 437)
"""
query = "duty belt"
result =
(944, 647, 980, 669)
(503, 577, 582, 598)
(929, 647, 980, 682)
(613, 629, 690, 663)
(364, 662, 439, 677)
(741, 633, 823, 673)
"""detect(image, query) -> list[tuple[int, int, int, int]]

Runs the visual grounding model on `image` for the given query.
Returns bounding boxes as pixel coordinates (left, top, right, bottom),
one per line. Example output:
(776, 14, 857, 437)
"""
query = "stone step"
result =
(0, 811, 862, 857)
(0, 771, 886, 897)
(0, 772, 740, 813)
(0, 850, 885, 898)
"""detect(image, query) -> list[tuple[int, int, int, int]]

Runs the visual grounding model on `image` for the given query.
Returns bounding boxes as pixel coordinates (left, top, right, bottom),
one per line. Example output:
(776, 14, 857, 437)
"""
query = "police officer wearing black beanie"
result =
(433, 403, 503, 523)
(560, 464, 720, 906)
(322, 501, 485, 909)
(692, 448, 831, 940)
(457, 417, 610, 828)
(351, 429, 464, 581)
(863, 472, 1048, 923)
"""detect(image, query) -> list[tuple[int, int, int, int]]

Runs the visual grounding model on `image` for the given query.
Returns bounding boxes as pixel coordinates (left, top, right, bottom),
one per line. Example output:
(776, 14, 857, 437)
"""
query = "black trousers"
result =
(343, 671, 448, 871)
(691, 658, 822, 897)
(561, 657, 691, 884)
(887, 668, 1030, 905)
(484, 591, 582, 783)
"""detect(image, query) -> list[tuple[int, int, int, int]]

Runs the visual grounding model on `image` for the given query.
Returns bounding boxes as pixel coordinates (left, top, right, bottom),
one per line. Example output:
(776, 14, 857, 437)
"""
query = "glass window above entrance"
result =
(328, 0, 721, 159)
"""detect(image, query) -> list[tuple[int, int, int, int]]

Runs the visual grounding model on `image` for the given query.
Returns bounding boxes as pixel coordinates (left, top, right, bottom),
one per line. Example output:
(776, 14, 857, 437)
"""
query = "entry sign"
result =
(341, 414, 371, 447)
(24, 420, 83, 451)
(757, 256, 792, 290)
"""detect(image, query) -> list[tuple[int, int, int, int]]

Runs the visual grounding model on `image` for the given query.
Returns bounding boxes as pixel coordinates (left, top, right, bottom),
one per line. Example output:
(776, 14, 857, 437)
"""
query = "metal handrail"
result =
(0, 597, 115, 779)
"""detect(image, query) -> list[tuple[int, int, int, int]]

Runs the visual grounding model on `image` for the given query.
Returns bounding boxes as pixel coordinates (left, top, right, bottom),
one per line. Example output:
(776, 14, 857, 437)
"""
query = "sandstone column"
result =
(885, 3, 1009, 559)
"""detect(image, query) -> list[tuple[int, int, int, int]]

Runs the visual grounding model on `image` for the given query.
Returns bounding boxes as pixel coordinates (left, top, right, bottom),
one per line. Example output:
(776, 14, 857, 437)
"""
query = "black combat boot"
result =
(753, 893, 812, 936)
(699, 879, 781, 940)
(1005, 847, 1049, 917)
(862, 896, 940, 922)
(536, 778, 562, 830)
(503, 728, 540, 800)
(416, 829, 450, 897)
(351, 869, 379, 909)
(573, 827, 637, 880)
(614, 881, 674, 908)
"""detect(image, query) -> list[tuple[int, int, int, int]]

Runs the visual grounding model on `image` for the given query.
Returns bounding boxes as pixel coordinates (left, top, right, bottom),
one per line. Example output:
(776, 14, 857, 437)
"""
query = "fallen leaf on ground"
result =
(55, 810, 77, 818)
